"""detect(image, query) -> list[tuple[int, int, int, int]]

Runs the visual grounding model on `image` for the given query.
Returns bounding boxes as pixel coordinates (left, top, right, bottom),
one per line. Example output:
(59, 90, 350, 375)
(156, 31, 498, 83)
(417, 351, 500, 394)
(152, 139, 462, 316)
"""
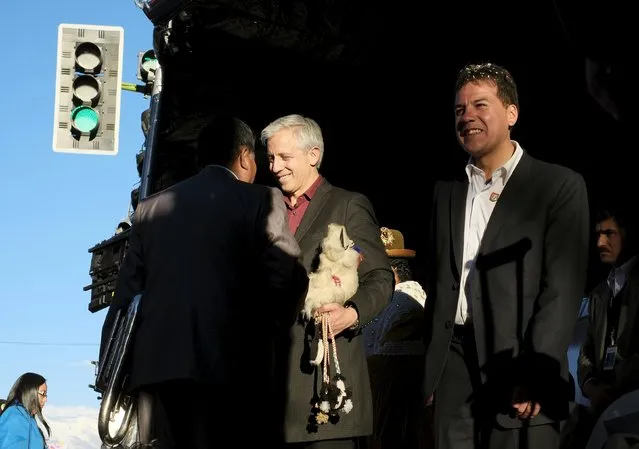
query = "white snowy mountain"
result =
(43, 405, 102, 449)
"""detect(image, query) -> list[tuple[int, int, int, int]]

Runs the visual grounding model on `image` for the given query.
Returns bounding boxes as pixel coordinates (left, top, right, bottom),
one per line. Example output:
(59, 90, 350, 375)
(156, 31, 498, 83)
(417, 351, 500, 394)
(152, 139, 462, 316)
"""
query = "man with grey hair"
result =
(101, 115, 307, 448)
(262, 114, 393, 448)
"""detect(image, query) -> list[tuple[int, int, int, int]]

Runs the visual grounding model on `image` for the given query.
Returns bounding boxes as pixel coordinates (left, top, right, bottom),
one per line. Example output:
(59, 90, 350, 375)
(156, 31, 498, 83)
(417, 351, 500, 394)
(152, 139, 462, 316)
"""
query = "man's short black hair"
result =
(455, 62, 519, 110)
(196, 115, 255, 170)
(390, 257, 413, 283)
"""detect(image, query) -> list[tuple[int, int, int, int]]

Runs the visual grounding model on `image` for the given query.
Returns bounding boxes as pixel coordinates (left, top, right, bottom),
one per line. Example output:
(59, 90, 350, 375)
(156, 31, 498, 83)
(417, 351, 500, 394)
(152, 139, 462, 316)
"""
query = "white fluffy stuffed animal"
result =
(302, 223, 361, 320)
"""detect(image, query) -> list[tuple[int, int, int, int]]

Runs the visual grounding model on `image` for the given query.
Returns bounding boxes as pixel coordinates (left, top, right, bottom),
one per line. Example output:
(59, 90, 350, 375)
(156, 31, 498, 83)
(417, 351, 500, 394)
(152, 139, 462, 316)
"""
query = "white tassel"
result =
(334, 378, 347, 409)
(343, 398, 353, 414)
(311, 338, 324, 366)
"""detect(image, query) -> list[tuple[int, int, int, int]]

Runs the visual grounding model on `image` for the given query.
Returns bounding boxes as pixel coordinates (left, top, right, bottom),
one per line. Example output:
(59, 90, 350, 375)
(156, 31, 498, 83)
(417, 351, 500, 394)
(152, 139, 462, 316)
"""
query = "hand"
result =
(584, 381, 612, 412)
(511, 386, 541, 420)
(315, 303, 358, 337)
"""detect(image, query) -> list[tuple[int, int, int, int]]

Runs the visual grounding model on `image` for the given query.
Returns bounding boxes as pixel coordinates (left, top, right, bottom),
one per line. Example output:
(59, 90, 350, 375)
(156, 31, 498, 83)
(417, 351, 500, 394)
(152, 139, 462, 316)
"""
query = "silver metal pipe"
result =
(138, 65, 163, 201)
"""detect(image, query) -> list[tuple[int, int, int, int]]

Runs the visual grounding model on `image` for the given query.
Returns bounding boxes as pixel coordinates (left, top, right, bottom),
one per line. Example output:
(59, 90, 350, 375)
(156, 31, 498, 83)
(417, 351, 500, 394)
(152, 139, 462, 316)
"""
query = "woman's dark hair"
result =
(2, 372, 50, 437)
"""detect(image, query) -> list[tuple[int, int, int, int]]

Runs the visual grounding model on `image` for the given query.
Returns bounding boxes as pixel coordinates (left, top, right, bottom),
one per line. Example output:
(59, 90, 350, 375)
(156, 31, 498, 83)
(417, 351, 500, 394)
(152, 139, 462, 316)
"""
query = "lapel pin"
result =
(489, 192, 500, 202)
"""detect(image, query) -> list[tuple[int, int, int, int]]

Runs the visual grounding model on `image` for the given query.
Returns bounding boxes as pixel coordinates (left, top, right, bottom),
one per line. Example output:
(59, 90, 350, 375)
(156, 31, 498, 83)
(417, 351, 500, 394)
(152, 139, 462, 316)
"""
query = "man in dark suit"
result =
(100, 116, 307, 448)
(580, 206, 639, 412)
(423, 63, 590, 449)
(261, 114, 394, 448)
(560, 206, 639, 449)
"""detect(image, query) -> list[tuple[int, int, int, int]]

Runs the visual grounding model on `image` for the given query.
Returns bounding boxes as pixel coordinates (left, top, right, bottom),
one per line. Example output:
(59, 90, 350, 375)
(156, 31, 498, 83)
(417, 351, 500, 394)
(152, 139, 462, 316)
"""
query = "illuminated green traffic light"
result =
(137, 49, 158, 82)
(141, 54, 157, 72)
(53, 24, 124, 155)
(71, 106, 99, 133)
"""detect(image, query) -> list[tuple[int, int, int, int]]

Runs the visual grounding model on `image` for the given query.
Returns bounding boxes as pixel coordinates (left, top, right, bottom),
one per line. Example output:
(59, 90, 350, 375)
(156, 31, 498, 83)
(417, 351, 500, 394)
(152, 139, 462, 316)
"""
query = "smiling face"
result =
(267, 127, 320, 201)
(454, 80, 518, 160)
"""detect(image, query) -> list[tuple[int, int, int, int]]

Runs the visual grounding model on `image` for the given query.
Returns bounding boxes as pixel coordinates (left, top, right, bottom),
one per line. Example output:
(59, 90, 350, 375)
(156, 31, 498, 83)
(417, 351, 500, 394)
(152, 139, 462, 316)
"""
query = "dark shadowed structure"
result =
(140, 0, 633, 291)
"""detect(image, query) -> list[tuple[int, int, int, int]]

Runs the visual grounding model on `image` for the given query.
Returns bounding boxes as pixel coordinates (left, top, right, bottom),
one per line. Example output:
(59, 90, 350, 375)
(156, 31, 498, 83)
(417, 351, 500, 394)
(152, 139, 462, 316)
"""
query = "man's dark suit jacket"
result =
(282, 178, 394, 443)
(424, 152, 589, 428)
(579, 258, 639, 400)
(100, 165, 306, 395)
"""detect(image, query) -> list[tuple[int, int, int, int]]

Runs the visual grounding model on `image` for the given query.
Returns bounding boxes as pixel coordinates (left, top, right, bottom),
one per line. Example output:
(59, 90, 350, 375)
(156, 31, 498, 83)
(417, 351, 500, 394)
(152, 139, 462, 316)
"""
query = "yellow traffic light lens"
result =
(72, 75, 101, 105)
(75, 42, 102, 73)
(71, 106, 99, 133)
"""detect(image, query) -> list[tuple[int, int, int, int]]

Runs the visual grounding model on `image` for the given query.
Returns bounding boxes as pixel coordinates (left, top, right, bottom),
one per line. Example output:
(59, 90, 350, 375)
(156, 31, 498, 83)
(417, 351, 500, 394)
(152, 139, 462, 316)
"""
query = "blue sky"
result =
(0, 1, 153, 408)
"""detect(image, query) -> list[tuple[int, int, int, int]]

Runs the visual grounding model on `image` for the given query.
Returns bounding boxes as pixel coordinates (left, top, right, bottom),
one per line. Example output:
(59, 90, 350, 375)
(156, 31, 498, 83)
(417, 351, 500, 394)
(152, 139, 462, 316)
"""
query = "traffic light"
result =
(84, 228, 130, 313)
(137, 50, 158, 83)
(53, 24, 124, 155)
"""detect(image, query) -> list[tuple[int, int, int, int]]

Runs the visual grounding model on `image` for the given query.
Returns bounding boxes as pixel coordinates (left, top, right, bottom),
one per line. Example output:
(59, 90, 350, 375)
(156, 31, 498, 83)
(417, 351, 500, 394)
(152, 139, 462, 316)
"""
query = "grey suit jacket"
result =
(282, 178, 394, 442)
(100, 165, 307, 394)
(424, 152, 590, 428)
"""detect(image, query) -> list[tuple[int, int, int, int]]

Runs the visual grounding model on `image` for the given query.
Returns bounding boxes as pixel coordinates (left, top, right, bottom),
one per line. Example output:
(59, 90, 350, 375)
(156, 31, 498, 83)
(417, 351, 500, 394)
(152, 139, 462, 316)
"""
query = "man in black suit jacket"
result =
(560, 207, 639, 449)
(580, 206, 639, 412)
(424, 63, 590, 449)
(100, 116, 307, 448)
(261, 114, 394, 448)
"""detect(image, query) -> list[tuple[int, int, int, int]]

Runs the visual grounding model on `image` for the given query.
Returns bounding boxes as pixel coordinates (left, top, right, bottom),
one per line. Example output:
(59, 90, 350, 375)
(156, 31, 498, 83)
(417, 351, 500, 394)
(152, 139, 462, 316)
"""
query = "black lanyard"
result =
(606, 288, 622, 348)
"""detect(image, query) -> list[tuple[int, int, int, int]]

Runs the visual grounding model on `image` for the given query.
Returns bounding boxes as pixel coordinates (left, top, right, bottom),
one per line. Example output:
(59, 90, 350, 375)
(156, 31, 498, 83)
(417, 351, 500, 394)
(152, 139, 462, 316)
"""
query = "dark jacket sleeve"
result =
(578, 291, 598, 395)
(525, 172, 589, 401)
(342, 193, 393, 328)
(259, 187, 308, 328)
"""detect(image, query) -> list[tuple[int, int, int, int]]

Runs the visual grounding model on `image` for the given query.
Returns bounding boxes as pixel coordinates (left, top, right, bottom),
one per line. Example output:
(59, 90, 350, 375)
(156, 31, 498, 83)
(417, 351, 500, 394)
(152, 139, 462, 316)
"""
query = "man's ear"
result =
(238, 147, 251, 170)
(507, 104, 519, 128)
(308, 146, 320, 167)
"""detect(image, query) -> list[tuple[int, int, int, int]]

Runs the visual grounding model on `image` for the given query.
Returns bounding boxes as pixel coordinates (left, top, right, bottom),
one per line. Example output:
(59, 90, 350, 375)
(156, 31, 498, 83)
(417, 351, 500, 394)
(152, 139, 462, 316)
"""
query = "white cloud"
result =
(42, 405, 102, 449)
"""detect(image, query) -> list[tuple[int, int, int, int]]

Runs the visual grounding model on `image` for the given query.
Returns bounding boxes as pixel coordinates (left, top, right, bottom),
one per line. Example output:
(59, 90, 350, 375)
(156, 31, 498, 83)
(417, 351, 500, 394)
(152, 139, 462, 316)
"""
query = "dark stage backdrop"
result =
(148, 1, 633, 292)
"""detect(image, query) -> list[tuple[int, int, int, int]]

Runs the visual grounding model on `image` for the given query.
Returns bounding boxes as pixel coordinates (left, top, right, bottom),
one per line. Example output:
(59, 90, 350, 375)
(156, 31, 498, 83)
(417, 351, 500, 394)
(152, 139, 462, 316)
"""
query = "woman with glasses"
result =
(0, 372, 50, 448)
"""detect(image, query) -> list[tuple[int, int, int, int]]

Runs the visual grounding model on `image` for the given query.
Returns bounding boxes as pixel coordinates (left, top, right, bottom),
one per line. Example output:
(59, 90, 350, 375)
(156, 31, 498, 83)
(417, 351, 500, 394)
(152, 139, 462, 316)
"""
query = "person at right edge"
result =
(561, 205, 639, 449)
(261, 114, 394, 449)
(423, 63, 590, 449)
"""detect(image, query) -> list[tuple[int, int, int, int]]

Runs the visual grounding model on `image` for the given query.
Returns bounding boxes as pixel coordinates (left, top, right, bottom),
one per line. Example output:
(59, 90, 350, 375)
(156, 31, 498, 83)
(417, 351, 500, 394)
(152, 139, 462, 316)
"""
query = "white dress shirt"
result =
(455, 142, 524, 325)
(607, 256, 637, 298)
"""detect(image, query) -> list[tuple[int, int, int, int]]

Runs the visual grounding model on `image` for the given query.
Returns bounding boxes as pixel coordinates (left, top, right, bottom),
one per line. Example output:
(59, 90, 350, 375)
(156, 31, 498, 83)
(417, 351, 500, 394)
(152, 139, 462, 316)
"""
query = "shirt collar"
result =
(612, 255, 637, 277)
(465, 141, 524, 184)
(284, 175, 324, 208)
(303, 175, 324, 200)
(607, 255, 636, 294)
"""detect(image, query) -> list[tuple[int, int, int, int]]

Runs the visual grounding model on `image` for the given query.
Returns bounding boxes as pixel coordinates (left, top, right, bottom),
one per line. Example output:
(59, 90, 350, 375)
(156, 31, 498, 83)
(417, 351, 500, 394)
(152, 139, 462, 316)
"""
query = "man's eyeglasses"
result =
(38, 391, 47, 398)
